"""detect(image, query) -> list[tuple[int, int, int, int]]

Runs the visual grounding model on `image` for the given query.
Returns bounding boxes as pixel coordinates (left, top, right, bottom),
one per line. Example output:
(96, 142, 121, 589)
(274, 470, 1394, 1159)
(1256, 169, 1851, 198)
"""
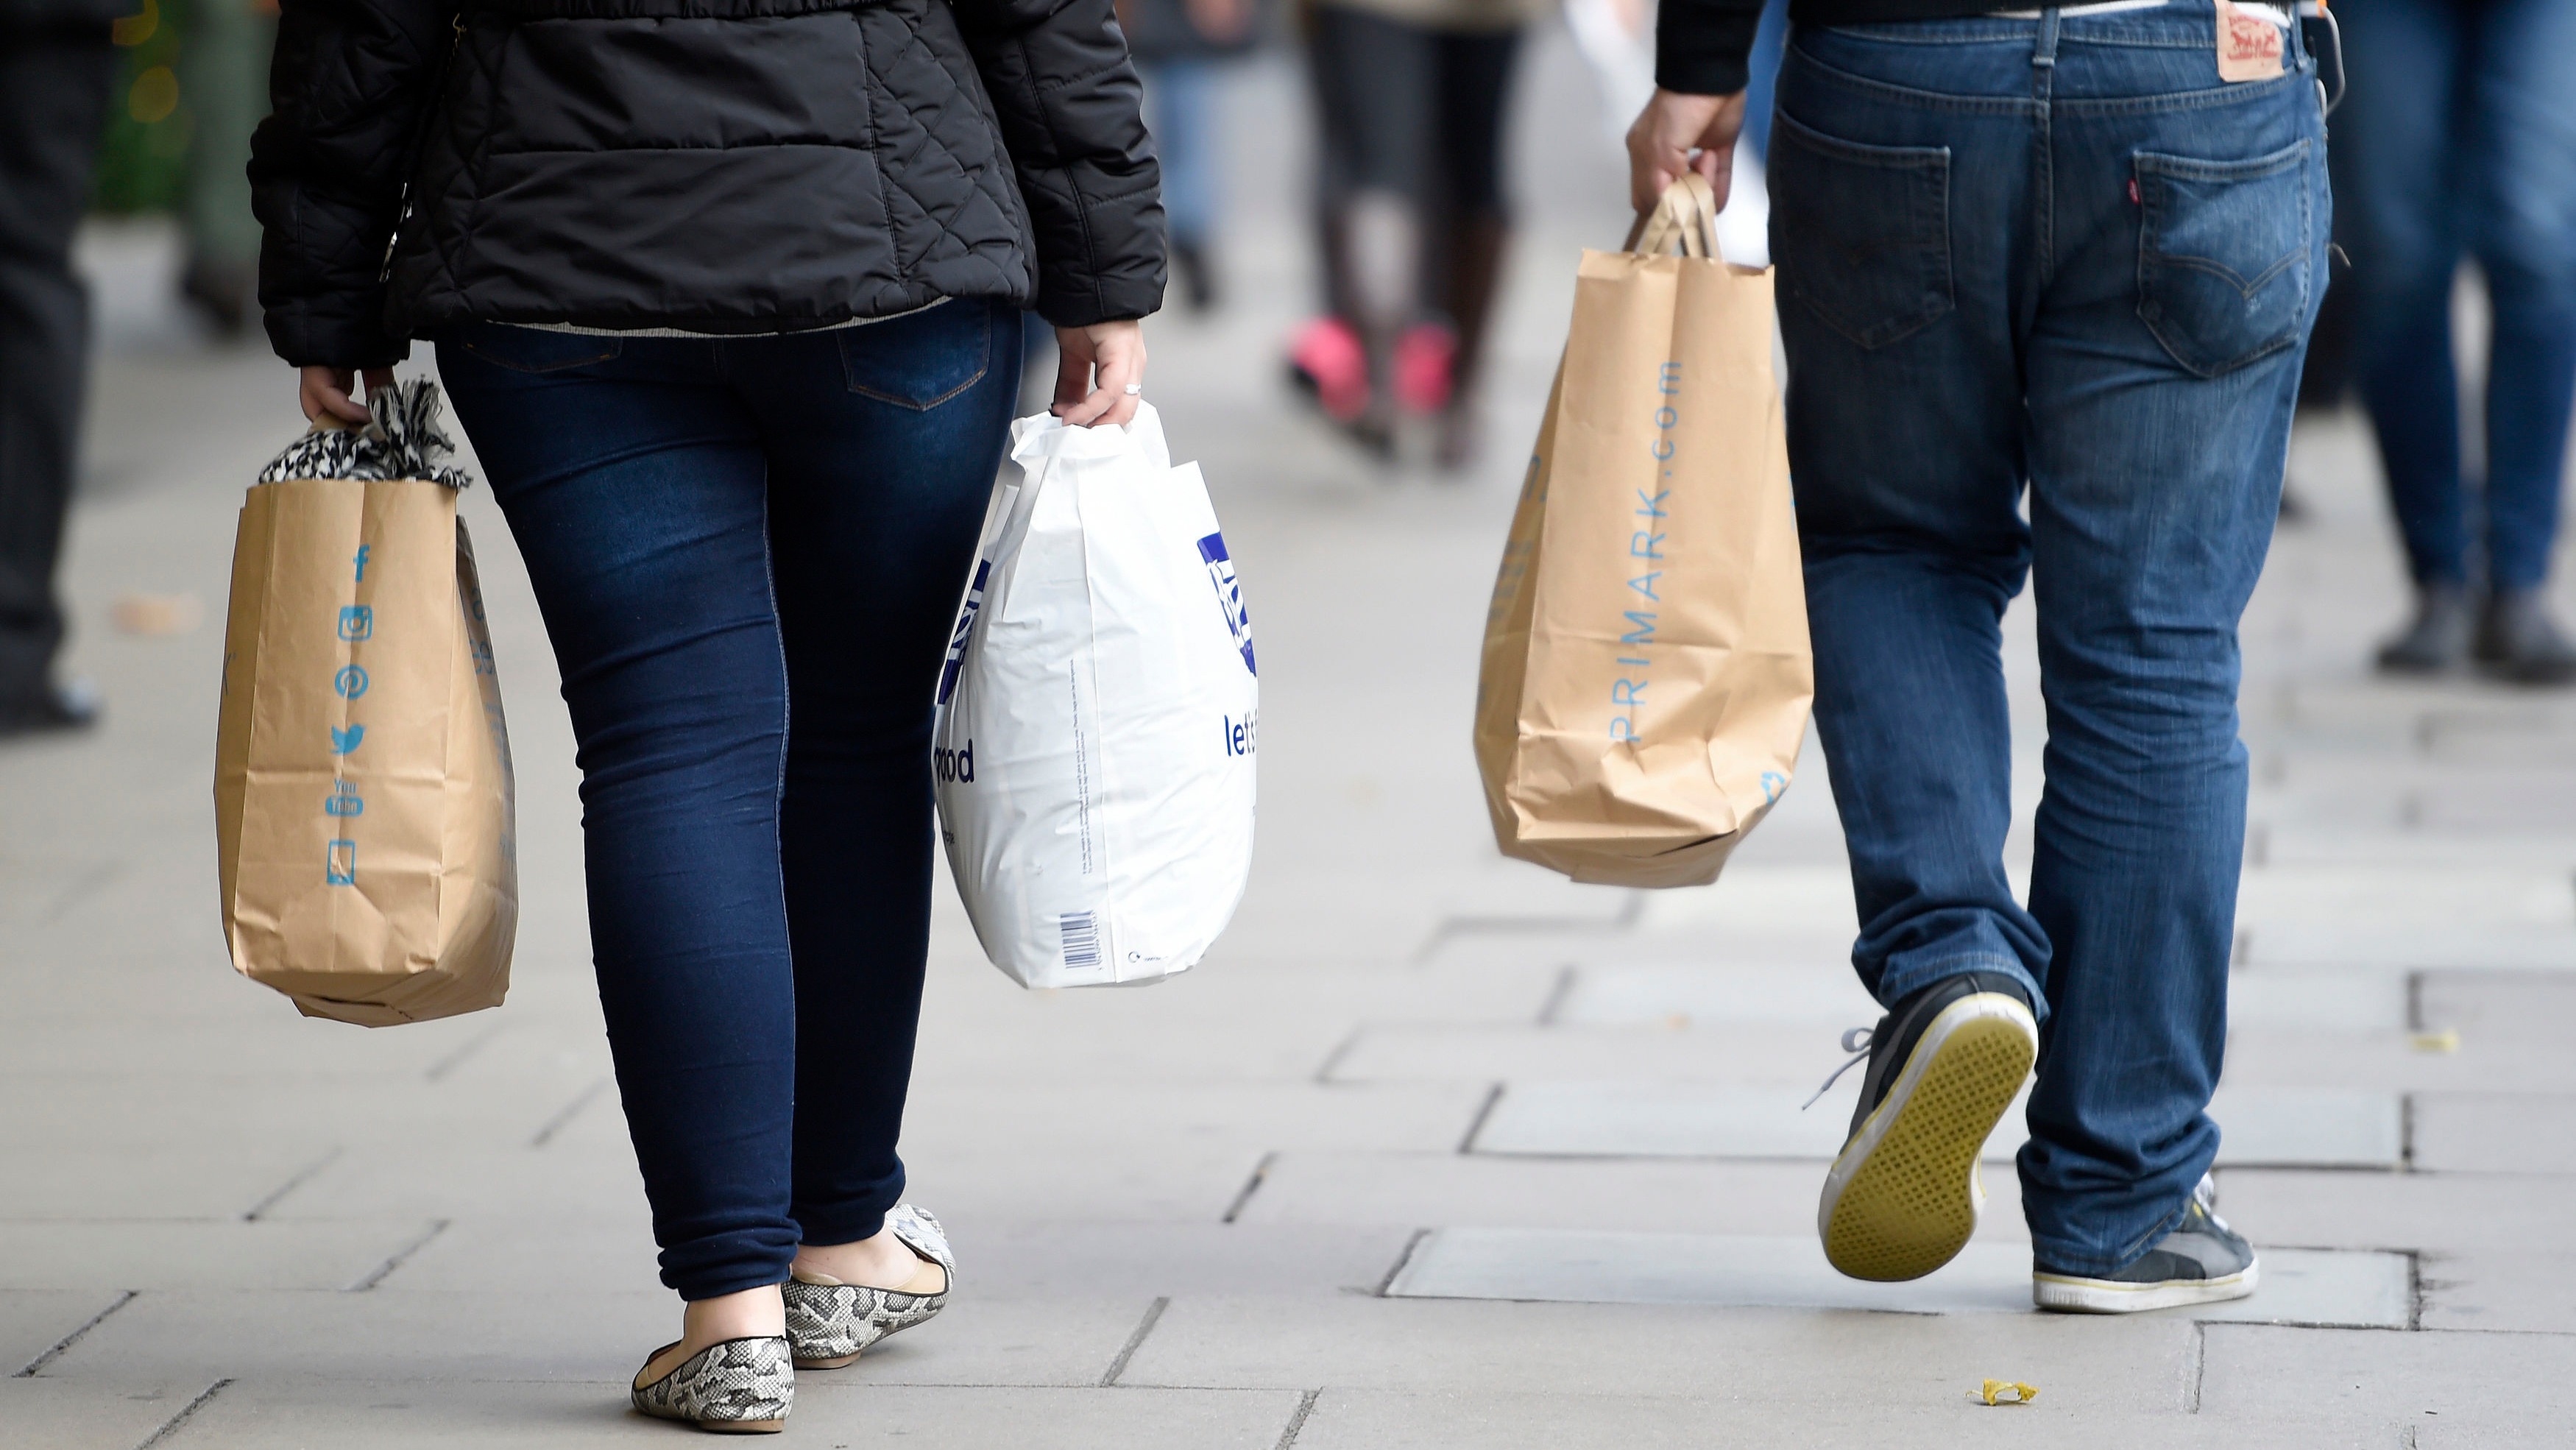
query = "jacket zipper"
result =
(380, 13, 468, 285)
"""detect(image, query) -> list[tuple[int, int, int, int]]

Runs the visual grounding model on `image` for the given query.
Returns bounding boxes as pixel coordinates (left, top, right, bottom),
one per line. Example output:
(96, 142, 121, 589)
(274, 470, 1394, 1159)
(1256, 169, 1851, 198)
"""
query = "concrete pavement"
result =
(7, 35, 2576, 1449)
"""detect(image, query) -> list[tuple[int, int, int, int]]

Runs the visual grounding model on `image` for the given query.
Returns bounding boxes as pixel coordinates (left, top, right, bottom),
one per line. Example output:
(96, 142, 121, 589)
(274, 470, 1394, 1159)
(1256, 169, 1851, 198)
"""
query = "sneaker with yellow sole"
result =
(1815, 972, 2038, 1282)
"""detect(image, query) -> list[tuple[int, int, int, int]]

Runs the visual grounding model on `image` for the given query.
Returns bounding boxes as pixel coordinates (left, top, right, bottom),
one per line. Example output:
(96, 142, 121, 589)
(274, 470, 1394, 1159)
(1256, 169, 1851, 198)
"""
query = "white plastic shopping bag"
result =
(933, 403, 1256, 988)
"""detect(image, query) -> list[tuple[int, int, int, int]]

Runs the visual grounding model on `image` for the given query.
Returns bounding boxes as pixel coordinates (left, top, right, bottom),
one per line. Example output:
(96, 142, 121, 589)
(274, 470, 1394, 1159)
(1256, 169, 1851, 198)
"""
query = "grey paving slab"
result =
(1471, 1081, 2402, 1169)
(43, 1287, 1153, 1389)
(2198, 1323, 2576, 1425)
(1232, 1150, 2035, 1242)
(1387, 1228, 2407, 1329)
(1123, 1295, 2199, 1406)
(322, 1214, 660, 1294)
(2212, 1168, 2574, 1253)
(2235, 923, 2576, 972)
(0, 1069, 625, 1154)
(1506, 962, 2403, 1030)
(149, 1379, 1303, 1449)
(2260, 827, 2576, 871)
(1292, 1390, 2406, 1449)
(1326, 1023, 1847, 1086)
(2218, 1028, 2576, 1094)
(0, 1378, 210, 1450)
(2416, 969, 2576, 1046)
(2225, 972, 2412, 1032)
(2407, 1093, 2576, 1174)
(0, 1143, 349, 1221)
(1, 1289, 134, 1376)
(2416, 1249, 2576, 1334)
(0, 1220, 442, 1292)
(1629, 865, 1863, 938)
(2234, 866, 2572, 933)
(1555, 964, 1899, 1028)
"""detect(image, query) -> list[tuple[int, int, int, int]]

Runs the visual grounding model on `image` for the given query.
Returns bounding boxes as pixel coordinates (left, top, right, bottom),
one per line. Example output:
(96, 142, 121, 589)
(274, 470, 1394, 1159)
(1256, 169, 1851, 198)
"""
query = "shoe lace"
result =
(2190, 1173, 2236, 1235)
(1800, 1027, 1875, 1111)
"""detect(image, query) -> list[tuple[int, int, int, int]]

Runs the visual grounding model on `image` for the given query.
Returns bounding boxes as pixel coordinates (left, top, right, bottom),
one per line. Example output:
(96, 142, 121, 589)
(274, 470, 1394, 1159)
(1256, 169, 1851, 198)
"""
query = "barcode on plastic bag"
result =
(1058, 910, 1101, 969)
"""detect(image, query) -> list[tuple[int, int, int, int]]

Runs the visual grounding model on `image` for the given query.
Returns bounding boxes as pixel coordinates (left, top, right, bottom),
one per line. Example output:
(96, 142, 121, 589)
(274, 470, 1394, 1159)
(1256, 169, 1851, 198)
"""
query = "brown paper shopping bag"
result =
(214, 383, 517, 1025)
(1474, 175, 1814, 888)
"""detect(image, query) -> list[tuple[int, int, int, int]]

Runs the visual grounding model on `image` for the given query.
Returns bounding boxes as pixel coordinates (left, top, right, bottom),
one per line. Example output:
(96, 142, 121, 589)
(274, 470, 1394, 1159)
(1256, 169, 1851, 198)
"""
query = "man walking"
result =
(1, 0, 123, 736)
(1632, 0, 2324, 1309)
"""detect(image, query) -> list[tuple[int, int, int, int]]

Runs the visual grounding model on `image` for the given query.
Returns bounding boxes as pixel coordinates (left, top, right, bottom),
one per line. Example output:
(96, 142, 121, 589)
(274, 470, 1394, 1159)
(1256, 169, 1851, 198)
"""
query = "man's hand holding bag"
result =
(1473, 175, 1814, 888)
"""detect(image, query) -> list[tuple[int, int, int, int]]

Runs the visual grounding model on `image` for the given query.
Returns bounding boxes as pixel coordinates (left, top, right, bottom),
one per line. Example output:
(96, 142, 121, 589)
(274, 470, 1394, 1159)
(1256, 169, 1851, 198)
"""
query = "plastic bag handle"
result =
(1623, 173, 1720, 259)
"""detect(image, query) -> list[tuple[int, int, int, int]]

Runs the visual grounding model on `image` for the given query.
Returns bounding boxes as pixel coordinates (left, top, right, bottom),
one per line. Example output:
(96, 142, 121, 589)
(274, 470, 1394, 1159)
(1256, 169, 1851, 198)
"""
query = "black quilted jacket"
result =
(251, 0, 1165, 368)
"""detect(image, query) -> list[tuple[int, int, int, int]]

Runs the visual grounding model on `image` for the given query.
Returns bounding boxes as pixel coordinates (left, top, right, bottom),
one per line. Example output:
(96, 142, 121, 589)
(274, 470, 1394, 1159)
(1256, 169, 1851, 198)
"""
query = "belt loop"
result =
(2034, 6, 2062, 69)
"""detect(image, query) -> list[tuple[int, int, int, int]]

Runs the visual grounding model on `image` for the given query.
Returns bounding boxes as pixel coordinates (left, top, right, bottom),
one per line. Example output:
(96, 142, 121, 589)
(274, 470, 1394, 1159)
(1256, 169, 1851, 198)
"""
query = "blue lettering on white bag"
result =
(937, 559, 991, 707)
(1196, 533, 1256, 676)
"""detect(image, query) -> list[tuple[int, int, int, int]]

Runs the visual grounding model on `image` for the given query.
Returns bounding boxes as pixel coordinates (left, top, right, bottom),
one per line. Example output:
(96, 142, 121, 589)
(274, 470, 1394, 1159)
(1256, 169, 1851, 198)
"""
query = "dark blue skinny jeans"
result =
(437, 300, 1022, 1300)
(1770, 3, 2326, 1275)
(2332, 0, 2576, 591)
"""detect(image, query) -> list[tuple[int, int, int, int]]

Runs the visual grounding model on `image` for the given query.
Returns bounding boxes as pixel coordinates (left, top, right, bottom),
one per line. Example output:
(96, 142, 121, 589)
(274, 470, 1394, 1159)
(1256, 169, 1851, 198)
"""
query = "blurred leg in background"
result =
(2463, 0, 2576, 682)
(177, 0, 277, 335)
(1125, 0, 1256, 314)
(1143, 57, 1223, 312)
(1296, 0, 1525, 468)
(1423, 21, 1519, 467)
(0, 14, 119, 737)
(2343, 0, 2576, 683)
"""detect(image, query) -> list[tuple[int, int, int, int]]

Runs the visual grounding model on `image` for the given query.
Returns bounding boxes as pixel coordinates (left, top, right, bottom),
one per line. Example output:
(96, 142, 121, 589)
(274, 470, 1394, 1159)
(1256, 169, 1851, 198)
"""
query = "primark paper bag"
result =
(213, 381, 517, 1025)
(1473, 175, 1814, 888)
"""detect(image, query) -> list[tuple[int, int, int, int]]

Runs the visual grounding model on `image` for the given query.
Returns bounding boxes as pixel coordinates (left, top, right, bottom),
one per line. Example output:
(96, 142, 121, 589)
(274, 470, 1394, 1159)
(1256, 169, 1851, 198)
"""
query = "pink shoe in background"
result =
(1393, 322, 1457, 417)
(1287, 316, 1370, 423)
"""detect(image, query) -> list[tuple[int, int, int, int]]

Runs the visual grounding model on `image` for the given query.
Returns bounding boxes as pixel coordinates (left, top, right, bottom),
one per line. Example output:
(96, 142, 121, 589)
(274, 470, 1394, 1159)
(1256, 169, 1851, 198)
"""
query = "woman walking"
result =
(251, 0, 1161, 1430)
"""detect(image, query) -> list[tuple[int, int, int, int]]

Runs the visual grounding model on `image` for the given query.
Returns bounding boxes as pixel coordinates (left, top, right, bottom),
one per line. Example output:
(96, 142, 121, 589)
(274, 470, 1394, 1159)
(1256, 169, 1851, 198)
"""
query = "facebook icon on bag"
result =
(338, 605, 373, 643)
(325, 839, 358, 885)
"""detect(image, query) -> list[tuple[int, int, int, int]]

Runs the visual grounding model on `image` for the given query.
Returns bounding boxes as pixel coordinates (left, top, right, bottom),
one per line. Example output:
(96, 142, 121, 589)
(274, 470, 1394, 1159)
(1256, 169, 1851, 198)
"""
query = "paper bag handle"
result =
(1624, 173, 1721, 259)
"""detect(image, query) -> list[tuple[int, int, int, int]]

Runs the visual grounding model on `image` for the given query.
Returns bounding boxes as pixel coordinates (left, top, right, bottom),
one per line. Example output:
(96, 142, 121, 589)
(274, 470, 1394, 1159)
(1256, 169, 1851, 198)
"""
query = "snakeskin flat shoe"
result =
(783, 1203, 955, 1369)
(631, 1334, 792, 1434)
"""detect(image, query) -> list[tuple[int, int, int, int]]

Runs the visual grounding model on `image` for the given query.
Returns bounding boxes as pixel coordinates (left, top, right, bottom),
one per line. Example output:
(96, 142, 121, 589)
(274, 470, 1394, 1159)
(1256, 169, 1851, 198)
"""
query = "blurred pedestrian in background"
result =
(1288, 0, 1539, 467)
(2340, 0, 2576, 684)
(176, 0, 277, 333)
(0, 0, 123, 738)
(1122, 0, 1259, 313)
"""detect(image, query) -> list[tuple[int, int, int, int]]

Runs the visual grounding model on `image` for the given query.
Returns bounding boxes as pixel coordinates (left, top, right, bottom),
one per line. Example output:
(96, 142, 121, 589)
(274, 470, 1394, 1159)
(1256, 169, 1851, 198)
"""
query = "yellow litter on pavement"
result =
(1975, 1380, 2039, 1406)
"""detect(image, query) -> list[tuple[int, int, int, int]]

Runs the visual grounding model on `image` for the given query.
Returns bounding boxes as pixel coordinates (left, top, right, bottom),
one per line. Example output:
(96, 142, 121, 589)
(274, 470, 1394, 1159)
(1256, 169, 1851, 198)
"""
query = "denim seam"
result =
(1789, 45, 2038, 115)
(1771, 114, 1957, 350)
(1878, 952, 2042, 1003)
(2032, 9, 2058, 287)
(761, 462, 796, 1276)
(1823, 23, 2207, 46)
(2133, 137, 2313, 376)
(840, 308, 992, 409)
(1788, 42, 2311, 117)
(2050, 63, 2315, 116)
(455, 333, 623, 373)
(2035, 1195, 2193, 1278)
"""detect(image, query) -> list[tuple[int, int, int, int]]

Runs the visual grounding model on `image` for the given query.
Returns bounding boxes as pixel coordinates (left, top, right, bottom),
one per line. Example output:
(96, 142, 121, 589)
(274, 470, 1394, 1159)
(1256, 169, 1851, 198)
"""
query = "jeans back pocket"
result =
(1769, 110, 1955, 350)
(839, 299, 994, 411)
(2134, 139, 2313, 378)
(452, 324, 622, 373)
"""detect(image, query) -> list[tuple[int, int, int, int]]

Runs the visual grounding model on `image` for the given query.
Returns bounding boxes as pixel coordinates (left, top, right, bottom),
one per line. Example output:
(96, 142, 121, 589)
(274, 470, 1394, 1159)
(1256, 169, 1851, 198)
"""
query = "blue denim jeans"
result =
(1769, 4, 2326, 1274)
(2332, 0, 2576, 591)
(436, 300, 1022, 1300)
